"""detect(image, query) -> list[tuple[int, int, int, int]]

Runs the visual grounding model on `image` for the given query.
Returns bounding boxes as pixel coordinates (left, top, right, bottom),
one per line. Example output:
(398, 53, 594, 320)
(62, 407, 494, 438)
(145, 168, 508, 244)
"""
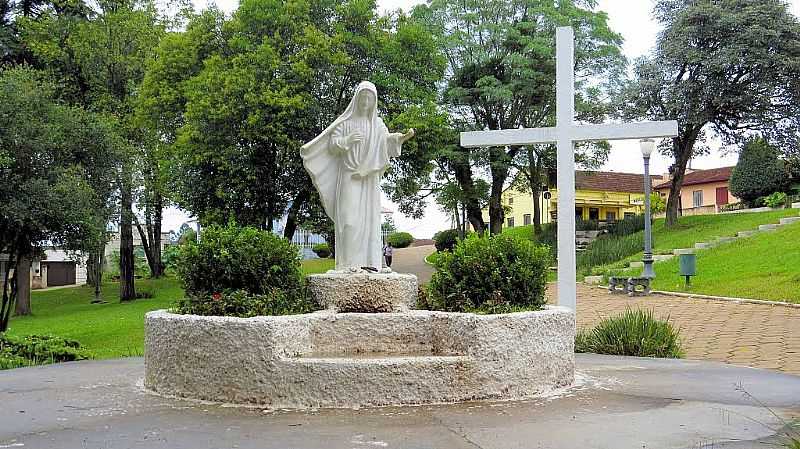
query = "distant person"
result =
(383, 243, 394, 268)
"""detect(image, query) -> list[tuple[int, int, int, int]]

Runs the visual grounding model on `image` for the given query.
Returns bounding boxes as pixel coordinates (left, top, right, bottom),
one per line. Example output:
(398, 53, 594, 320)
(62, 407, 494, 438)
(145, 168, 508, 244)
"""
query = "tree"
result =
(147, 0, 444, 238)
(0, 67, 117, 329)
(411, 0, 624, 234)
(57, 0, 164, 300)
(620, 0, 800, 227)
(729, 138, 786, 206)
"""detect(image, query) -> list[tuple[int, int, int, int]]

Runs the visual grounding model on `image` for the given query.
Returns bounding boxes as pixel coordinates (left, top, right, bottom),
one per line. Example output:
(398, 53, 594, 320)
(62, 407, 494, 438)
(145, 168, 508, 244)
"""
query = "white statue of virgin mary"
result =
(301, 81, 414, 271)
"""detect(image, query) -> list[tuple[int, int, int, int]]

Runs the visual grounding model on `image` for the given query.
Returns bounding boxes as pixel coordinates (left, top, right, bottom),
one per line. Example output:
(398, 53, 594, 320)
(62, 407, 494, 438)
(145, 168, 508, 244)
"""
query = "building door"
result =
(46, 262, 76, 286)
(589, 208, 600, 221)
(716, 187, 729, 206)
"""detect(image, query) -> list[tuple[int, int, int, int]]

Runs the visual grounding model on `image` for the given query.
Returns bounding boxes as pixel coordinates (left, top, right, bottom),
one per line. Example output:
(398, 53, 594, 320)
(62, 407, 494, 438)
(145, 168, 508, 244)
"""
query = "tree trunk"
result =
(136, 193, 165, 279)
(0, 253, 16, 332)
(665, 132, 698, 228)
(283, 190, 309, 241)
(14, 252, 31, 316)
(151, 195, 163, 278)
(488, 178, 504, 235)
(119, 172, 137, 302)
(86, 249, 98, 287)
(453, 158, 485, 233)
(528, 148, 543, 235)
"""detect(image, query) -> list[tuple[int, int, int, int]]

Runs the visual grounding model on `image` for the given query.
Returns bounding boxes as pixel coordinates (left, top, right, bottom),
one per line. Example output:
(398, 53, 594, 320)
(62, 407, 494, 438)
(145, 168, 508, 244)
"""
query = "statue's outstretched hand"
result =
(401, 128, 415, 143)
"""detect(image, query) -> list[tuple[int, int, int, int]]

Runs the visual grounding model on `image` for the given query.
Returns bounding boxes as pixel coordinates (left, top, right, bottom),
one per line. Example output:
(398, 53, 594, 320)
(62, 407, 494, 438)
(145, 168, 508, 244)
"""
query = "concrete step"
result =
(653, 254, 674, 262)
(759, 224, 778, 231)
(628, 261, 644, 268)
(737, 230, 757, 238)
(695, 242, 712, 250)
(673, 248, 695, 256)
(584, 275, 603, 285)
(780, 217, 800, 225)
(792, 202, 800, 209)
(715, 236, 736, 244)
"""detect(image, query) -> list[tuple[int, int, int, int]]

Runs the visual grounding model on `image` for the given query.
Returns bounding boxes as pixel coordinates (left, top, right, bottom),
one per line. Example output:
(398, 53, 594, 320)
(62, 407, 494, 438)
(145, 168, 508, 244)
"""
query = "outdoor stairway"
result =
(612, 212, 800, 275)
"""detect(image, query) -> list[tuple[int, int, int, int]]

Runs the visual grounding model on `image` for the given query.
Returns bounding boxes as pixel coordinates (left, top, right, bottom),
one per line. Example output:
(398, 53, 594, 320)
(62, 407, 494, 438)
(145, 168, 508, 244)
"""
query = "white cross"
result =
(460, 27, 678, 311)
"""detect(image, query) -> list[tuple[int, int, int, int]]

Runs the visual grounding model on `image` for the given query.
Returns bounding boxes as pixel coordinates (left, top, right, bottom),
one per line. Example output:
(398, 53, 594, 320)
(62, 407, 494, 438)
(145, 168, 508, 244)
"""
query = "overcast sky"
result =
(168, 0, 800, 237)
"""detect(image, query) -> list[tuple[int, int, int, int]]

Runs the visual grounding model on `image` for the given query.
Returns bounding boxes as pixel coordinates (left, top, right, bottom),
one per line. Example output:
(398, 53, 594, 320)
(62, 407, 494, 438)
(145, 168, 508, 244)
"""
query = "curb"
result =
(592, 285, 799, 309)
(423, 252, 437, 266)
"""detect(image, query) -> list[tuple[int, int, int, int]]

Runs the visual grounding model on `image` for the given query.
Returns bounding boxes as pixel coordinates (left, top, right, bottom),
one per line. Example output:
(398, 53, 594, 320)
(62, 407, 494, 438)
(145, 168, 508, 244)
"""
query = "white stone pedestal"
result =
(306, 272, 417, 313)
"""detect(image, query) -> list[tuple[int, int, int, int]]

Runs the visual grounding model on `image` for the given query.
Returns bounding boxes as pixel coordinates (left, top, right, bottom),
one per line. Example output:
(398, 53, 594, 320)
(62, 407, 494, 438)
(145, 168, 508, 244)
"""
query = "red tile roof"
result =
(654, 166, 733, 189)
(574, 171, 657, 193)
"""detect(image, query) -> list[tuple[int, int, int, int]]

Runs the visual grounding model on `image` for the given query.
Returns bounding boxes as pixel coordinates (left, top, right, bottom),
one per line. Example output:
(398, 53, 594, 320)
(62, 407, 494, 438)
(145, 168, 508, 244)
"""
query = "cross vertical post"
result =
(556, 27, 576, 311)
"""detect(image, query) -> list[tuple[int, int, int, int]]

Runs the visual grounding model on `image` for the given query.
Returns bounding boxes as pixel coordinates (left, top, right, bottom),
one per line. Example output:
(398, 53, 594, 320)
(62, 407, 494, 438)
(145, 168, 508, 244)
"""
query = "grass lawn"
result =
(581, 209, 799, 276)
(623, 221, 800, 303)
(5, 258, 337, 360)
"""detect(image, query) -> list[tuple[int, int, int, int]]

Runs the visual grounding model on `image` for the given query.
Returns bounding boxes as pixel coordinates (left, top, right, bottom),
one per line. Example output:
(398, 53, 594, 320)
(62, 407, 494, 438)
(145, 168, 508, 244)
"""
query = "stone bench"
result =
(626, 277, 651, 297)
(608, 276, 629, 294)
(608, 276, 651, 296)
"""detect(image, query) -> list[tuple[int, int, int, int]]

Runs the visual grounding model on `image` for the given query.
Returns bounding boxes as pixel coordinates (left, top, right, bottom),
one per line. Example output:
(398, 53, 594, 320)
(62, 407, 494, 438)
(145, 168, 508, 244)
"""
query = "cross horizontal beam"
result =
(460, 121, 679, 148)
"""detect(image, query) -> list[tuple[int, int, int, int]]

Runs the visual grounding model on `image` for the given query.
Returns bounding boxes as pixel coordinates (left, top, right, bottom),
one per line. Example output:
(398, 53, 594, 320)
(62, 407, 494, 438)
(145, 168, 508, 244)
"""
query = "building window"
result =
(508, 196, 514, 205)
(523, 214, 531, 226)
(575, 207, 583, 220)
(589, 208, 600, 221)
(624, 212, 636, 219)
(692, 190, 703, 208)
(507, 217, 515, 228)
(606, 211, 616, 222)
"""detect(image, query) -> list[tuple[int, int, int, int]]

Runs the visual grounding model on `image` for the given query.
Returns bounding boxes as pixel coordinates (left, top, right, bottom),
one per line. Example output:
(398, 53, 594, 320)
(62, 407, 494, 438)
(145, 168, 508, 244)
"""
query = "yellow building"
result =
(496, 171, 657, 228)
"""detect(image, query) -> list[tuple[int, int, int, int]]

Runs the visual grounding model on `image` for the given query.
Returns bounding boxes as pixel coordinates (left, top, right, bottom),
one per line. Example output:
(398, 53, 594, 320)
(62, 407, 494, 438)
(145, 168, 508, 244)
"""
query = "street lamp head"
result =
(640, 139, 656, 158)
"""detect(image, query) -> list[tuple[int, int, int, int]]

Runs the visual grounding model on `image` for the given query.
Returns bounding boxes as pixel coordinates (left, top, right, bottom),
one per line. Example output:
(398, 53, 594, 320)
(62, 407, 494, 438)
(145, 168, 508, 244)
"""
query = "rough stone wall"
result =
(306, 273, 417, 312)
(145, 307, 575, 408)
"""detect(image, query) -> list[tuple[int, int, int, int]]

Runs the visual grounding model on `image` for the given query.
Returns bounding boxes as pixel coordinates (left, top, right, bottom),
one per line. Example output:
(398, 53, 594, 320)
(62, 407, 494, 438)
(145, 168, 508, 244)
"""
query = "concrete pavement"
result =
(2, 355, 799, 448)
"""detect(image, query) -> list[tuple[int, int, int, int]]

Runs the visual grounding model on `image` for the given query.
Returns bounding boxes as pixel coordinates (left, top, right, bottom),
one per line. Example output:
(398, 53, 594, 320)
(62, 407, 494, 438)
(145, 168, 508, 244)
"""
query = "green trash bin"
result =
(679, 253, 696, 286)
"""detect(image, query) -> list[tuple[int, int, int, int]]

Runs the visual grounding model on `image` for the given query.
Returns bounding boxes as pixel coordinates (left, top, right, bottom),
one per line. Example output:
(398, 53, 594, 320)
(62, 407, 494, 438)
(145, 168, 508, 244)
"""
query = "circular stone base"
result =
(144, 307, 576, 409)
(306, 272, 417, 312)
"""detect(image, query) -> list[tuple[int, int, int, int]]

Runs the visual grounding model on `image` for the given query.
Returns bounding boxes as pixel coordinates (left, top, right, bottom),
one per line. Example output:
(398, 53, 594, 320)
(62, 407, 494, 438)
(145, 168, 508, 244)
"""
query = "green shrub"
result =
(1, 334, 90, 370)
(427, 233, 551, 313)
(764, 191, 788, 208)
(312, 243, 331, 258)
(608, 214, 646, 237)
(433, 229, 461, 252)
(386, 231, 414, 248)
(730, 138, 786, 206)
(577, 233, 643, 276)
(576, 219, 600, 231)
(174, 224, 311, 316)
(575, 309, 683, 358)
(173, 289, 317, 318)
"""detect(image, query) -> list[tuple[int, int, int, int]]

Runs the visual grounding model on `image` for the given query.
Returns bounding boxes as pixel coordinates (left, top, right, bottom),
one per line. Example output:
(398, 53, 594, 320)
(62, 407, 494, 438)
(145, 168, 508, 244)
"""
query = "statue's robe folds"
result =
(300, 82, 402, 270)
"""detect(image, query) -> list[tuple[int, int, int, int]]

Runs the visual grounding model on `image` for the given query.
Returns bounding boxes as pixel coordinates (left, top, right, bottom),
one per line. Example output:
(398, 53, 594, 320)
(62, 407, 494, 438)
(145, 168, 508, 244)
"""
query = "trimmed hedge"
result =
(174, 224, 312, 317)
(386, 232, 414, 248)
(427, 233, 551, 314)
(312, 243, 331, 258)
(433, 229, 460, 252)
(1, 334, 90, 370)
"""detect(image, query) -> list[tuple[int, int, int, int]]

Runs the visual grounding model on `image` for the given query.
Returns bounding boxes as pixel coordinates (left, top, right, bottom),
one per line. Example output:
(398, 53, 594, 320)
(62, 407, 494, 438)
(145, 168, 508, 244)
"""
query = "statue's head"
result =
(356, 88, 376, 116)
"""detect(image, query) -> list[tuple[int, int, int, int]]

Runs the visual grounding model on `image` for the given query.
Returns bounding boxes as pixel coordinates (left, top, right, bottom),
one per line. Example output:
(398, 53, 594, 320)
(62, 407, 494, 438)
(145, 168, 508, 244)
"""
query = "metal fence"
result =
(290, 229, 393, 259)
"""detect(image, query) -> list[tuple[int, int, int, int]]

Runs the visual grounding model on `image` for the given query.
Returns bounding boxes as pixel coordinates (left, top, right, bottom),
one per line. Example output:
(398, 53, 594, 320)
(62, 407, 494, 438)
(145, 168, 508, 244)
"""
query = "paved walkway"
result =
(391, 245, 435, 283)
(395, 245, 800, 375)
(3, 355, 799, 448)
